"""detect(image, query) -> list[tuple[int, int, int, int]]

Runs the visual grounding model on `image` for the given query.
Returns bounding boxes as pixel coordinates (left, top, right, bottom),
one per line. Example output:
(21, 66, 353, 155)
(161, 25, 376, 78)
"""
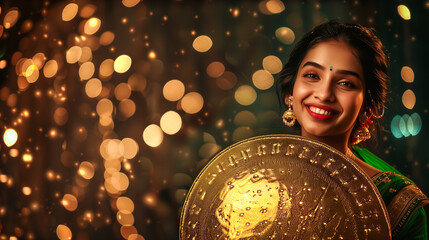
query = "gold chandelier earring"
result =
(282, 96, 296, 127)
(352, 111, 372, 145)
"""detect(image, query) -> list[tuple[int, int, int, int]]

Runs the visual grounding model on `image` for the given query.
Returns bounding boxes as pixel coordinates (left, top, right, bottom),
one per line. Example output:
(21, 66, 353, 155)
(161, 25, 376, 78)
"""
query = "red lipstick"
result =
(305, 104, 337, 120)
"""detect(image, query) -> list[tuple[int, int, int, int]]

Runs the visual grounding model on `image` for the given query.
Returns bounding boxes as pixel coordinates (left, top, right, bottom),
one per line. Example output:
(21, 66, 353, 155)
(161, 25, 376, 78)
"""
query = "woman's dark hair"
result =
(277, 20, 389, 144)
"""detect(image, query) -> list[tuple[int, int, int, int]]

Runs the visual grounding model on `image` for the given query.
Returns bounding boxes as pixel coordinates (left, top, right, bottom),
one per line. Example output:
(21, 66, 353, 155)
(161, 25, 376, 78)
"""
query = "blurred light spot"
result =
(78, 161, 95, 179)
(0, 60, 7, 69)
(4, 128, 18, 147)
(198, 143, 222, 159)
(160, 111, 182, 135)
(22, 186, 31, 195)
(118, 99, 136, 119)
(232, 126, 254, 142)
(17, 76, 29, 90)
(9, 149, 19, 158)
(275, 27, 295, 45)
(100, 31, 115, 46)
(216, 71, 238, 90)
(120, 226, 138, 239)
(402, 89, 416, 110)
(79, 61, 95, 80)
(128, 73, 147, 92)
(96, 98, 114, 117)
(128, 234, 145, 240)
(235, 85, 257, 106)
(54, 107, 69, 126)
(262, 55, 282, 74)
(99, 59, 114, 78)
(408, 112, 422, 136)
(61, 194, 78, 211)
(4, 8, 19, 29)
(22, 153, 33, 163)
(163, 79, 185, 101)
(62, 3, 79, 21)
(399, 114, 411, 137)
(175, 189, 188, 204)
(43, 60, 58, 78)
(401, 66, 414, 83)
(111, 172, 129, 191)
(66, 46, 82, 64)
(398, 5, 411, 20)
(122, 0, 141, 7)
(80, 4, 96, 18)
(85, 78, 102, 98)
(206, 61, 225, 78)
(32, 53, 46, 69)
(117, 210, 134, 226)
(181, 92, 204, 114)
(143, 124, 163, 147)
(79, 47, 92, 62)
(114, 55, 132, 73)
(117, 196, 135, 212)
(148, 51, 156, 59)
(56, 224, 72, 240)
(266, 0, 285, 14)
(121, 138, 139, 159)
(193, 35, 213, 53)
(84, 17, 101, 35)
(114, 83, 132, 101)
(252, 69, 274, 90)
(234, 110, 257, 126)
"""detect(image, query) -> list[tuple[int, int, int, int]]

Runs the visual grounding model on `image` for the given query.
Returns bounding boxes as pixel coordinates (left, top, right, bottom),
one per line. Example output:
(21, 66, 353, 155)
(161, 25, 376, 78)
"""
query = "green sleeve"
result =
(396, 208, 428, 240)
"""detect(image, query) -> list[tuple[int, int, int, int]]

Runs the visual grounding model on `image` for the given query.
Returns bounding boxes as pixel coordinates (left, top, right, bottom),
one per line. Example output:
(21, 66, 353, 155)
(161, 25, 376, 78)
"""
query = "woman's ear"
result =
(284, 94, 291, 106)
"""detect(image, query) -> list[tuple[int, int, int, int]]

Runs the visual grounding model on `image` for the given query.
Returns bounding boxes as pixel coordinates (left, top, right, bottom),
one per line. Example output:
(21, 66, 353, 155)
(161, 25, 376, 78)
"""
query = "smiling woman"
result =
(277, 20, 428, 239)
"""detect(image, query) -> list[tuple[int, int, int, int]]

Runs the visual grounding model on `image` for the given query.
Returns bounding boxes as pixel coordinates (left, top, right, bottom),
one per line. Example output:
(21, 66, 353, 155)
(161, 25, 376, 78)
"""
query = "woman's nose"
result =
(314, 80, 335, 102)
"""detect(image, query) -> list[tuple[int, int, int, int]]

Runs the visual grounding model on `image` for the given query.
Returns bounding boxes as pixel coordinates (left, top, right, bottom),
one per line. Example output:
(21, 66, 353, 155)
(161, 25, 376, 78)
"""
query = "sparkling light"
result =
(117, 210, 134, 226)
(3, 128, 18, 147)
(84, 17, 101, 35)
(4, 9, 19, 29)
(160, 111, 182, 135)
(143, 124, 164, 147)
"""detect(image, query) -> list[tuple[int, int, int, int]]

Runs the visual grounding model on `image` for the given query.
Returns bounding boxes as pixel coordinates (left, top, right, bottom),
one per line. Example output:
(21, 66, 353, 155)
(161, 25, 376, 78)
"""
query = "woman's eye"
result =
(338, 81, 355, 88)
(303, 73, 318, 79)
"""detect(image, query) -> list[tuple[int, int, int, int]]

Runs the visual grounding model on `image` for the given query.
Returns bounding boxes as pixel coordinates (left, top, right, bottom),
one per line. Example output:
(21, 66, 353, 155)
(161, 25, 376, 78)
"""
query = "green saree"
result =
(352, 145, 429, 239)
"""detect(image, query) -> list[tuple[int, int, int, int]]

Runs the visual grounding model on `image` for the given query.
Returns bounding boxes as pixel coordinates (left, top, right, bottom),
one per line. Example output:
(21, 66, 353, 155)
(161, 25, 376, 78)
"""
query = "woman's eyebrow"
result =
(302, 61, 361, 79)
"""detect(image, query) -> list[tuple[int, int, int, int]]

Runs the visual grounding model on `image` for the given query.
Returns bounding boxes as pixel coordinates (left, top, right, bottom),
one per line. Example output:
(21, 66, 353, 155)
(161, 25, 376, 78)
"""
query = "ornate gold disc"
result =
(180, 134, 391, 239)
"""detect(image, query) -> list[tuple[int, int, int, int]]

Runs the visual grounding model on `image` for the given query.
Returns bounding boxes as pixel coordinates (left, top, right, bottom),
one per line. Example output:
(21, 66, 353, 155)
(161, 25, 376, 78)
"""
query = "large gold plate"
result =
(180, 134, 391, 239)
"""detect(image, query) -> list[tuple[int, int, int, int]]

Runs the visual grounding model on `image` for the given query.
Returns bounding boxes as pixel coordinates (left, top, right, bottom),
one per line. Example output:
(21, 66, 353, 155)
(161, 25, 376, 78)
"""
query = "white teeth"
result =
(309, 106, 332, 115)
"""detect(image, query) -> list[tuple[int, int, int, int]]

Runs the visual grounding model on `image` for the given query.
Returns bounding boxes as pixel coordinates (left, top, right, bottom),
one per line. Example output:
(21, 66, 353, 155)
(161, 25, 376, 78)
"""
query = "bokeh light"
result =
(234, 85, 257, 106)
(399, 114, 411, 137)
(143, 124, 164, 147)
(85, 78, 102, 98)
(43, 60, 58, 78)
(206, 61, 225, 78)
(116, 196, 135, 212)
(275, 27, 295, 45)
(84, 17, 101, 35)
(408, 113, 422, 136)
(56, 225, 72, 240)
(192, 35, 213, 52)
(78, 161, 95, 179)
(3, 128, 18, 147)
(163, 79, 185, 102)
(252, 69, 274, 90)
(160, 111, 182, 135)
(402, 89, 416, 110)
(62, 3, 78, 21)
(4, 8, 19, 29)
(120, 138, 139, 159)
(61, 194, 78, 211)
(401, 66, 414, 83)
(397, 5, 411, 20)
(181, 92, 204, 114)
(114, 55, 132, 73)
(216, 71, 238, 90)
(262, 55, 282, 74)
(122, 0, 141, 8)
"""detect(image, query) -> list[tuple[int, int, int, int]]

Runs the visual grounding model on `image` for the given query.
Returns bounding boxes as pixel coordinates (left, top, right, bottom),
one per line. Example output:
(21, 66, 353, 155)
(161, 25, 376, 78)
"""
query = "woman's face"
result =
(290, 40, 365, 142)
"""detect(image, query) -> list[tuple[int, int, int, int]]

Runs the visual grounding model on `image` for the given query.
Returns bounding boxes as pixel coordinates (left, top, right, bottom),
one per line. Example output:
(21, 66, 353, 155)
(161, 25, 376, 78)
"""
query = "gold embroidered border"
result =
(388, 184, 429, 237)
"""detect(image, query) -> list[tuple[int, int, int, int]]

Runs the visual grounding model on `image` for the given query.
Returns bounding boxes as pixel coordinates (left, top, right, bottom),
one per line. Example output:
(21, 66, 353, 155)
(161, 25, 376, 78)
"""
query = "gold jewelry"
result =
(282, 96, 296, 127)
(352, 112, 372, 145)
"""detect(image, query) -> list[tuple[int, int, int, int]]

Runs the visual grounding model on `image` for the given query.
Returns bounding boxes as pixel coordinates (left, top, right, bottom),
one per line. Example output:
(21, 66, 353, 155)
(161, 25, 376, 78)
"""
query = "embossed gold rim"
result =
(180, 134, 391, 239)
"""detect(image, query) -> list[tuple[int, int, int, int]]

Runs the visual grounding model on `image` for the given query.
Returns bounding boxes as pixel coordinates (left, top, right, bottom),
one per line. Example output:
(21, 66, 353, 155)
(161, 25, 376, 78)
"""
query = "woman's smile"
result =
(305, 104, 337, 120)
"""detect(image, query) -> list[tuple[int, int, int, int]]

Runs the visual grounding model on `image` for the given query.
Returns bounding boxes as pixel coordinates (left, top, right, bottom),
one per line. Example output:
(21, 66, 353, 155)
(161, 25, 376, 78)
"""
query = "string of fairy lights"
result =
(0, 0, 424, 239)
